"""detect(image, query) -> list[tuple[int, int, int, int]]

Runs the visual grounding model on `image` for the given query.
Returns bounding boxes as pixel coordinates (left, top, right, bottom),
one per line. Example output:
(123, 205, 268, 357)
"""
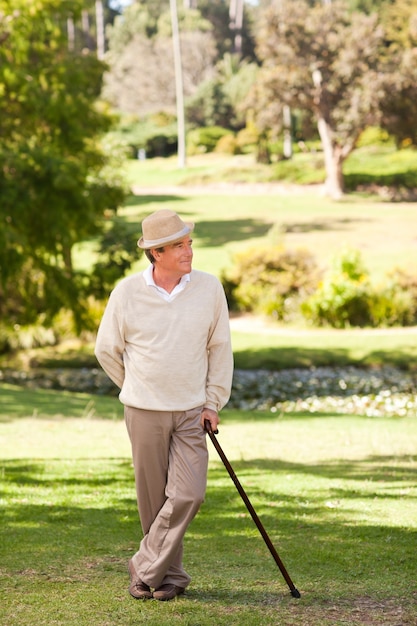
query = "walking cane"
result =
(204, 420, 301, 598)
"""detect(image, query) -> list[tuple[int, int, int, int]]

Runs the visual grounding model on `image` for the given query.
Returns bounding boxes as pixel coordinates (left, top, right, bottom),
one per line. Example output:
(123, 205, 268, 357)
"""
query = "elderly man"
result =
(95, 209, 233, 601)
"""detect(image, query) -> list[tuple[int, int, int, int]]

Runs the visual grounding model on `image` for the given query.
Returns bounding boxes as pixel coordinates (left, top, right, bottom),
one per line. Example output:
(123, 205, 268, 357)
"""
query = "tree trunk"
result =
(312, 68, 344, 199)
(82, 9, 94, 51)
(283, 104, 293, 159)
(67, 16, 75, 51)
(317, 116, 344, 199)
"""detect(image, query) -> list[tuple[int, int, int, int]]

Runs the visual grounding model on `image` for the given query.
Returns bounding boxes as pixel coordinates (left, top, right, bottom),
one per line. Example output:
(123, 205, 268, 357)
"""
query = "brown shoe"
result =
(153, 584, 185, 601)
(128, 560, 152, 600)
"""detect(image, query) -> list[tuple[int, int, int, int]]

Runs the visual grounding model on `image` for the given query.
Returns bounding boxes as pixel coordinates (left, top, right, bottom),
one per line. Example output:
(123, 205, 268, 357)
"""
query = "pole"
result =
(170, 0, 186, 168)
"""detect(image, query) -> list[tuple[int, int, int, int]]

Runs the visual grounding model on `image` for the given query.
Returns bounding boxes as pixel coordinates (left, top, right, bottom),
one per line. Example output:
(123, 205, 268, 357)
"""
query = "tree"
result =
(198, 0, 257, 61)
(103, 2, 217, 115)
(186, 53, 258, 129)
(253, 0, 386, 198)
(378, 0, 417, 146)
(66, 0, 122, 55)
(0, 0, 127, 333)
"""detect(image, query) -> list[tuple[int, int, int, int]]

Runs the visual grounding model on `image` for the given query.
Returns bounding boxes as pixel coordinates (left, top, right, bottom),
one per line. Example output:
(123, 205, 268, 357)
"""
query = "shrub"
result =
(302, 249, 374, 328)
(344, 170, 417, 191)
(110, 113, 178, 158)
(215, 133, 240, 155)
(356, 126, 393, 148)
(370, 268, 417, 327)
(187, 126, 231, 155)
(221, 243, 320, 321)
(236, 125, 259, 153)
(370, 283, 415, 327)
(0, 322, 57, 354)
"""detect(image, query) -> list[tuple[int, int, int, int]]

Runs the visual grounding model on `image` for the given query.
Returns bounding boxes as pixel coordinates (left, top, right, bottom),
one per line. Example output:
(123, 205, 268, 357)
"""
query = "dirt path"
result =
(229, 313, 417, 335)
(131, 182, 323, 196)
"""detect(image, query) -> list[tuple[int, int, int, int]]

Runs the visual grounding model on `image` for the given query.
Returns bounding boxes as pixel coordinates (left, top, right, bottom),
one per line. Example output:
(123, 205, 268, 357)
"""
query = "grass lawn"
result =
(1, 386, 416, 625)
(104, 153, 417, 284)
(231, 323, 417, 370)
(2, 150, 417, 625)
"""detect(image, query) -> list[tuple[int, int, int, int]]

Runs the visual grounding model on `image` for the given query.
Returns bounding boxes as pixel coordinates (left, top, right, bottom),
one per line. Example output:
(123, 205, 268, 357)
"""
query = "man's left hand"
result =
(201, 407, 219, 433)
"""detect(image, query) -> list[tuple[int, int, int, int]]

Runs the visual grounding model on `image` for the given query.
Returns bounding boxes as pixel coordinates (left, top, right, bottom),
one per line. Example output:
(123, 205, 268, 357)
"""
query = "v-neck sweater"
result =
(95, 269, 233, 412)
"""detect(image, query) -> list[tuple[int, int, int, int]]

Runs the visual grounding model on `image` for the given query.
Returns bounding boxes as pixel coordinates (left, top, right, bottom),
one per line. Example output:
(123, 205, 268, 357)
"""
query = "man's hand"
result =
(201, 407, 219, 434)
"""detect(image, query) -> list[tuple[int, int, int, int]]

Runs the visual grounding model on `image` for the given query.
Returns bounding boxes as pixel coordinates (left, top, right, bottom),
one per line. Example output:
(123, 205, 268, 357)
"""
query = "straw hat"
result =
(137, 209, 194, 249)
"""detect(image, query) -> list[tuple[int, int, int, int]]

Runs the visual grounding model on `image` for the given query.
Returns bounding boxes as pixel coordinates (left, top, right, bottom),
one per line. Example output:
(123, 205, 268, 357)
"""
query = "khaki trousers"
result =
(124, 405, 208, 590)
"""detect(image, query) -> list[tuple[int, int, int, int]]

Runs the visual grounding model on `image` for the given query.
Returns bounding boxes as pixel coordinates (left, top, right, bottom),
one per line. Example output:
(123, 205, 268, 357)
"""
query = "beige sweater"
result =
(95, 269, 233, 412)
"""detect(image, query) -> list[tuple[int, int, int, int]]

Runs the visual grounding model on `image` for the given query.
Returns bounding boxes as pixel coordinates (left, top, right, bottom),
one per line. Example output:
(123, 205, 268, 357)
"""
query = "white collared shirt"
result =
(143, 264, 190, 302)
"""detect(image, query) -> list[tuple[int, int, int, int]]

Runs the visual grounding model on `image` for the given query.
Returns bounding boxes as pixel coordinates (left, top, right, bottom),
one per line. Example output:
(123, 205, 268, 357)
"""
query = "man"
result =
(95, 209, 233, 601)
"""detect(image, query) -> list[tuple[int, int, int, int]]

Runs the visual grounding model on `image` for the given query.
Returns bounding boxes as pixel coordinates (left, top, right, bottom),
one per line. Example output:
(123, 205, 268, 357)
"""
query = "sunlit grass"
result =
(1, 398, 416, 625)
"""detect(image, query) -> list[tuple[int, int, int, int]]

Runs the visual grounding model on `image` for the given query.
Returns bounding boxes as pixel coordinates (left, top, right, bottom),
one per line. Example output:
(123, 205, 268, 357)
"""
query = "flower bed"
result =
(1, 365, 416, 417)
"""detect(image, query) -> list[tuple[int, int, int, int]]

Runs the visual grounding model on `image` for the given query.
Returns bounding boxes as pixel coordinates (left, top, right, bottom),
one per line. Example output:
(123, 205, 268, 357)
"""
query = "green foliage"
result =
(103, 2, 217, 117)
(0, 0, 127, 333)
(356, 126, 393, 147)
(236, 124, 259, 153)
(370, 281, 415, 327)
(186, 58, 258, 132)
(197, 0, 258, 61)
(345, 168, 417, 190)
(302, 249, 374, 328)
(370, 267, 417, 327)
(271, 152, 326, 184)
(187, 126, 232, 155)
(252, 0, 417, 195)
(110, 113, 178, 157)
(302, 249, 417, 328)
(89, 218, 143, 300)
(105, 0, 164, 47)
(215, 134, 240, 155)
(222, 242, 320, 321)
(344, 145, 417, 190)
(186, 79, 236, 129)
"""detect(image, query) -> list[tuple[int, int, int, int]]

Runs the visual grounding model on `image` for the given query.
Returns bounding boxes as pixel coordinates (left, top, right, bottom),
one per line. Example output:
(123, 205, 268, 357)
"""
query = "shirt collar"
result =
(143, 264, 191, 286)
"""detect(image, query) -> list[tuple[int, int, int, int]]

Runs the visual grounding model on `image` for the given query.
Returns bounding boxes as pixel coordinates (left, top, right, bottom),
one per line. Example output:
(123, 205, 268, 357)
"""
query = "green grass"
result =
(231, 325, 417, 370)
(344, 145, 417, 187)
(118, 153, 417, 283)
(3, 146, 417, 374)
(1, 323, 416, 373)
(1, 386, 417, 625)
(120, 190, 417, 283)
(2, 149, 417, 624)
(125, 146, 417, 188)
(124, 153, 276, 187)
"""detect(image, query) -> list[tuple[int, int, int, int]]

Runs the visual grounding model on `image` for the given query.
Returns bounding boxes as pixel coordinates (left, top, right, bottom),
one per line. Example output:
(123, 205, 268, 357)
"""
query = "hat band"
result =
(142, 225, 191, 248)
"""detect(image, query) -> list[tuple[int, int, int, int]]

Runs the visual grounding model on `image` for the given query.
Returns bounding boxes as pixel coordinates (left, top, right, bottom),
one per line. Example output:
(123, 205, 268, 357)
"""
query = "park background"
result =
(1, 1, 417, 625)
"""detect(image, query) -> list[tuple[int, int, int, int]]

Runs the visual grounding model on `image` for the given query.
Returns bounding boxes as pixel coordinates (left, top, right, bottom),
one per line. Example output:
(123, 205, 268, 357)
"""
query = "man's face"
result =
(155, 235, 193, 276)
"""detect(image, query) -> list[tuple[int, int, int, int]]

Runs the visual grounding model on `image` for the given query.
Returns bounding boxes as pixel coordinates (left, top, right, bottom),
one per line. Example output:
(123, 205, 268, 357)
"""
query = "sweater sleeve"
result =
(94, 289, 125, 389)
(204, 284, 234, 412)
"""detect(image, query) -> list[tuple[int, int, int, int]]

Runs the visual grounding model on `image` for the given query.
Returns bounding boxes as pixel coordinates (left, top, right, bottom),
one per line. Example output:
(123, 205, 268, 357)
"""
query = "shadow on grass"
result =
(0, 384, 121, 422)
(233, 346, 416, 371)
(206, 455, 417, 486)
(194, 218, 272, 247)
(124, 197, 274, 247)
(282, 216, 372, 234)
(1, 455, 415, 594)
(123, 194, 185, 207)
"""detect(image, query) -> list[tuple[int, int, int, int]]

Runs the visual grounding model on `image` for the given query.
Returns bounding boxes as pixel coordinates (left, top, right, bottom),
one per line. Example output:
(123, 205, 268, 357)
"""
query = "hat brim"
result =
(137, 222, 194, 249)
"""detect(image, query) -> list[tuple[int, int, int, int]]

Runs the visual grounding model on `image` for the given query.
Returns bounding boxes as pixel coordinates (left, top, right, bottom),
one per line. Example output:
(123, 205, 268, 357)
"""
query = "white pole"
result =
(170, 0, 186, 168)
(95, 0, 105, 60)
